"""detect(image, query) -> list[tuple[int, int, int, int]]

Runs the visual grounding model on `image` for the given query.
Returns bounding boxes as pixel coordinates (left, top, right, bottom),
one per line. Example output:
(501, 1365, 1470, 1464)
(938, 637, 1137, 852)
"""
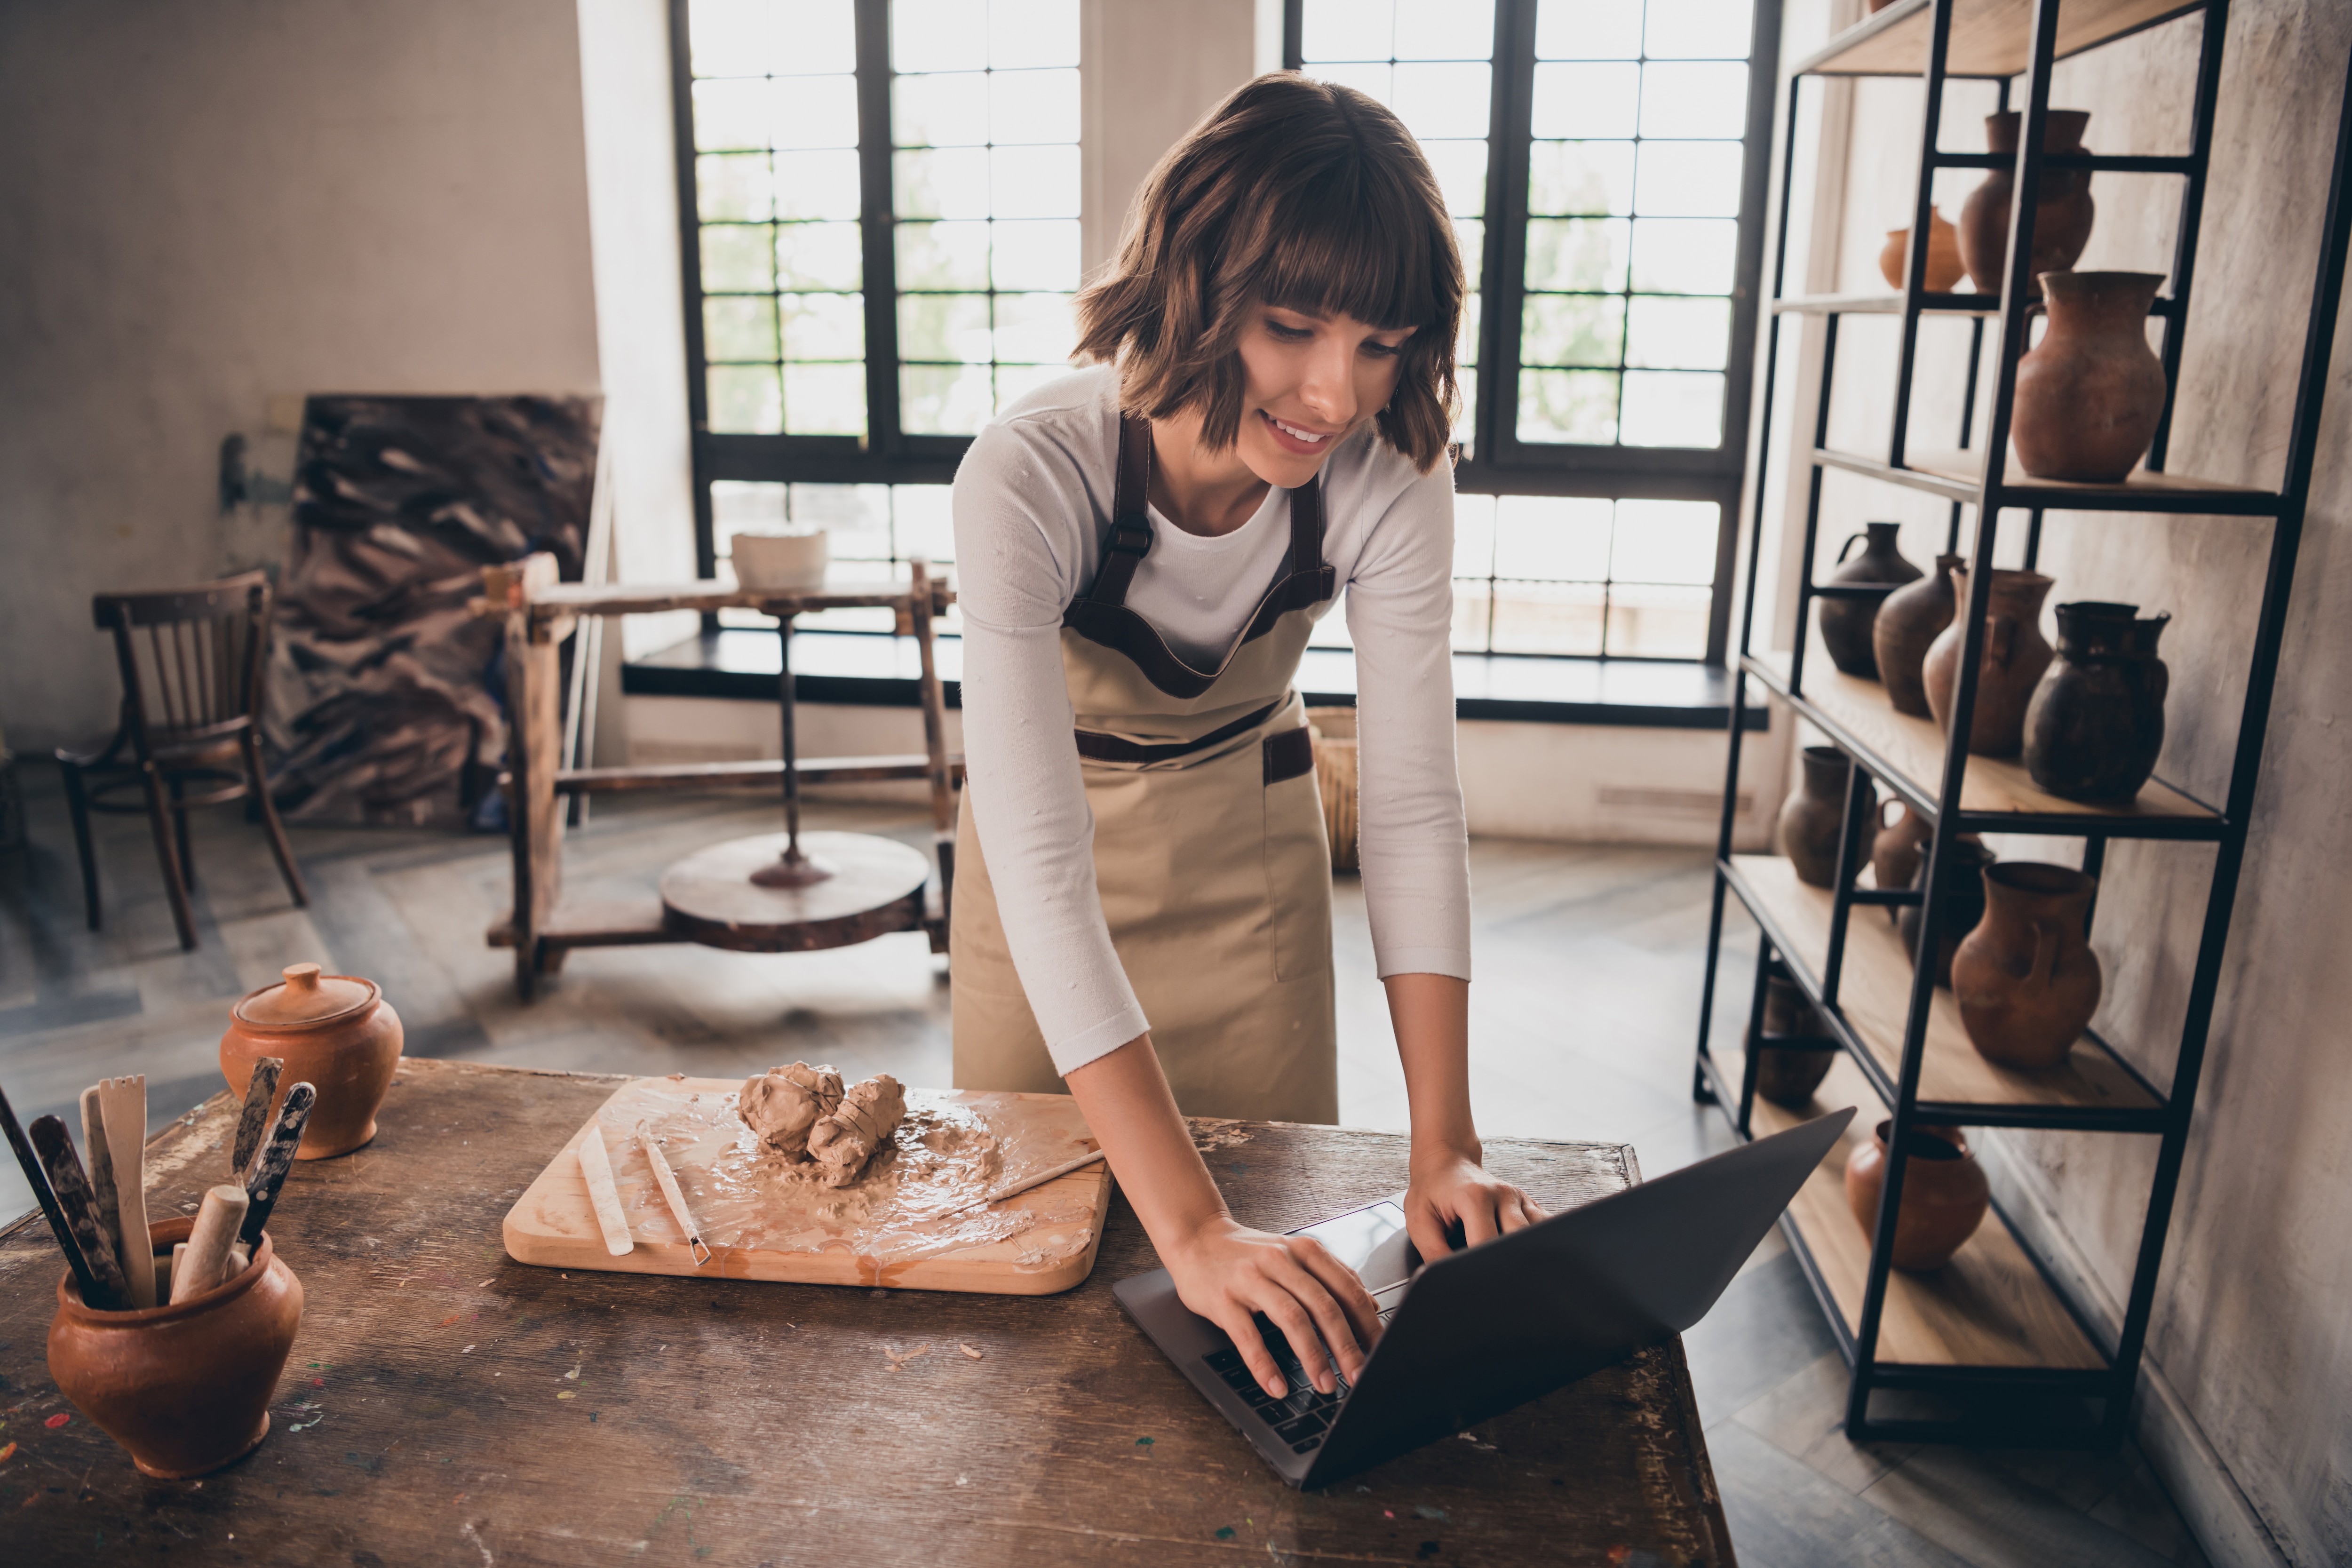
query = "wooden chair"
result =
(55, 572, 309, 950)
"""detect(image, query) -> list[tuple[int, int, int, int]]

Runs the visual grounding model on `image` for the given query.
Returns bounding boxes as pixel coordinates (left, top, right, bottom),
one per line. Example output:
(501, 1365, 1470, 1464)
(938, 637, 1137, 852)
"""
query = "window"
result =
(1291, 0, 1772, 661)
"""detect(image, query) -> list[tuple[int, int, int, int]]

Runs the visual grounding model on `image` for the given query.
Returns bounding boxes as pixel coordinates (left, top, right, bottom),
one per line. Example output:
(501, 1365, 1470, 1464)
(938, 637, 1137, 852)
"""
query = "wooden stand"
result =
(480, 557, 960, 997)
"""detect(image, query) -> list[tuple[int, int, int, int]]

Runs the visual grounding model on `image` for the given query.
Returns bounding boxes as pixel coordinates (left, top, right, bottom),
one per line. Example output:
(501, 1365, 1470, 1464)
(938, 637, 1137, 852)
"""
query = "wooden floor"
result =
(0, 762, 2208, 1567)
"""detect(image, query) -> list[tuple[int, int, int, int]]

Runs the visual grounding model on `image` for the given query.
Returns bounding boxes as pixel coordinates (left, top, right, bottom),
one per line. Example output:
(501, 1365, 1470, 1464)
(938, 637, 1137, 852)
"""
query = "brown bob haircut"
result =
(1074, 72, 1464, 474)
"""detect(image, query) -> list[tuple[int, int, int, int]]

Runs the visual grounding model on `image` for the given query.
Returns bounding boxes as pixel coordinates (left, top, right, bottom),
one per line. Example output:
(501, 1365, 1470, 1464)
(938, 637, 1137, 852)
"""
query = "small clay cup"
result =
(221, 963, 403, 1159)
(1844, 1120, 1990, 1272)
(48, 1217, 304, 1478)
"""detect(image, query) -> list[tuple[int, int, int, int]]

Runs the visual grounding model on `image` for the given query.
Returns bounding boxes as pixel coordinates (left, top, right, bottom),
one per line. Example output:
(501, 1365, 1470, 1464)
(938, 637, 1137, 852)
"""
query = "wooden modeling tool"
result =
(96, 1075, 155, 1306)
(231, 1057, 284, 1178)
(79, 1086, 125, 1280)
(27, 1115, 131, 1310)
(577, 1124, 633, 1257)
(240, 1082, 316, 1247)
(169, 1241, 191, 1297)
(174, 1184, 251, 1303)
(636, 1126, 711, 1266)
(2, 1083, 104, 1308)
(936, 1147, 1107, 1221)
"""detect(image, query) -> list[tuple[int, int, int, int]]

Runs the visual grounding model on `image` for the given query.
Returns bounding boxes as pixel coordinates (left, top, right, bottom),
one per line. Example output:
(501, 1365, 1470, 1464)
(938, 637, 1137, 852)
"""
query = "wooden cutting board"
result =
(501, 1077, 1112, 1294)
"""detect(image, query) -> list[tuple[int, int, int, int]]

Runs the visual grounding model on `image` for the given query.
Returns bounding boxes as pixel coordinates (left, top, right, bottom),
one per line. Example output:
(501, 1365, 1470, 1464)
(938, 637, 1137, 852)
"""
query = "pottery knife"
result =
(27, 1115, 131, 1311)
(637, 1127, 712, 1266)
(1, 1084, 105, 1309)
(231, 1057, 285, 1180)
(96, 1074, 155, 1307)
(240, 1082, 316, 1247)
(577, 1124, 634, 1258)
(79, 1086, 125, 1280)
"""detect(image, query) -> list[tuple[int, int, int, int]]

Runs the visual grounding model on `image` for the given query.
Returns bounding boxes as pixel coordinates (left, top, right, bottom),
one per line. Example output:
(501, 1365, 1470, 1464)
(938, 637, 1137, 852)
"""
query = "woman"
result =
(950, 74, 1539, 1401)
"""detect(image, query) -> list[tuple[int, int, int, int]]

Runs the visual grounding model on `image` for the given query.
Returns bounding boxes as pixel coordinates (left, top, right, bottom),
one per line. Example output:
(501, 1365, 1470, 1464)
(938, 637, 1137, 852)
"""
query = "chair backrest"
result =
(94, 572, 274, 747)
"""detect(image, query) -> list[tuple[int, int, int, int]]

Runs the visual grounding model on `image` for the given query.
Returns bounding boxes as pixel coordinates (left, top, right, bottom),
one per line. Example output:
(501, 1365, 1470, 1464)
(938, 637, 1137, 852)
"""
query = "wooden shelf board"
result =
(1773, 293, 2001, 316)
(1903, 449, 2277, 505)
(1801, 0, 2203, 78)
(1731, 853, 2160, 1114)
(1752, 649, 2217, 827)
(1720, 1046, 2107, 1370)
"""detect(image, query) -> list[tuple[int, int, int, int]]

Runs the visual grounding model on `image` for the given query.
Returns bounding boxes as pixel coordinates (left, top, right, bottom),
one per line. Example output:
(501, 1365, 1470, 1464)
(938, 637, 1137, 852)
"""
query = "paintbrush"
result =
(932, 1147, 1108, 1221)
(231, 1057, 284, 1180)
(79, 1086, 125, 1279)
(1, 1083, 104, 1307)
(239, 1082, 315, 1247)
(27, 1115, 132, 1310)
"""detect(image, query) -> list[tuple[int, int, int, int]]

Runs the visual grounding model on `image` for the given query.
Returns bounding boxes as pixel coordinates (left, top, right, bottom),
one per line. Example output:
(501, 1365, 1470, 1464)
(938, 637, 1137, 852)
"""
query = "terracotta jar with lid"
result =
(220, 963, 403, 1159)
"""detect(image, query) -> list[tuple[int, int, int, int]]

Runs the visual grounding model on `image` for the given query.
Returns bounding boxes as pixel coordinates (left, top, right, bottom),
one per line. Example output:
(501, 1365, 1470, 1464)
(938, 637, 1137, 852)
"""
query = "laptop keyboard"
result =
(1202, 1325, 1350, 1455)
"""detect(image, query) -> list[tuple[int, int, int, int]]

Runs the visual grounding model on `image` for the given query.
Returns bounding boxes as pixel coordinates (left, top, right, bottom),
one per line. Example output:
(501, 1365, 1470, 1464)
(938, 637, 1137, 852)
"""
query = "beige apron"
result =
(951, 414, 1339, 1123)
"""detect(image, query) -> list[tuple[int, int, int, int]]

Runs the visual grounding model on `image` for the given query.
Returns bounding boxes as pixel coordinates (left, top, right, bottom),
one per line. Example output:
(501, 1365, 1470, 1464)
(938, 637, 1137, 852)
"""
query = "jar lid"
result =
(232, 963, 377, 1029)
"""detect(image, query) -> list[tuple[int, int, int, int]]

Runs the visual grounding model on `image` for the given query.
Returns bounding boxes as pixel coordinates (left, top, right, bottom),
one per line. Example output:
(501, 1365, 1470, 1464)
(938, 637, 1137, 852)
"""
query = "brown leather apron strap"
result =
(1074, 699, 1279, 764)
(1261, 724, 1315, 786)
(1083, 414, 1155, 609)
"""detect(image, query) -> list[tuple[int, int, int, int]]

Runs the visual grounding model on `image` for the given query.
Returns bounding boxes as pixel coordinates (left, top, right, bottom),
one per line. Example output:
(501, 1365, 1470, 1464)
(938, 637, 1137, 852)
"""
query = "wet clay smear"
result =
(600, 1079, 1098, 1266)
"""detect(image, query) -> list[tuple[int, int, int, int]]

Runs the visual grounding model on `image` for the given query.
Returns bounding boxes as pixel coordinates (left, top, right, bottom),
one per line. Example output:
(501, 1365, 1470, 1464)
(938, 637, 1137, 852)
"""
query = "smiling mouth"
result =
(1263, 412, 1335, 445)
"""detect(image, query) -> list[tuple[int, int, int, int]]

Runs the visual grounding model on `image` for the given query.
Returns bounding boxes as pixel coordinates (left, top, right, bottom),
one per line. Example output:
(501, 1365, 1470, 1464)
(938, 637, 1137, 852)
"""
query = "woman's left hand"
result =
(1404, 1148, 1545, 1262)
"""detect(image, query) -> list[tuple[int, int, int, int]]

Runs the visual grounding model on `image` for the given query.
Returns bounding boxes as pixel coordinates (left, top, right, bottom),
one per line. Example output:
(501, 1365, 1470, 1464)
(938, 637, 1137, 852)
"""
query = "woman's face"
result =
(1232, 304, 1418, 488)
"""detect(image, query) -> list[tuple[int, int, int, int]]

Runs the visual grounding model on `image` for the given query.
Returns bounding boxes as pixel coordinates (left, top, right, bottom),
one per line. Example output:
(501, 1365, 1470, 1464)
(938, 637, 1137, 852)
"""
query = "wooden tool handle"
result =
(3, 1084, 103, 1308)
(938, 1147, 1107, 1220)
(168, 1241, 190, 1299)
(79, 1087, 125, 1284)
(240, 1082, 316, 1247)
(577, 1125, 633, 1257)
(231, 1057, 285, 1179)
(174, 1184, 250, 1303)
(27, 1115, 130, 1310)
(638, 1133, 711, 1266)
(97, 1075, 154, 1307)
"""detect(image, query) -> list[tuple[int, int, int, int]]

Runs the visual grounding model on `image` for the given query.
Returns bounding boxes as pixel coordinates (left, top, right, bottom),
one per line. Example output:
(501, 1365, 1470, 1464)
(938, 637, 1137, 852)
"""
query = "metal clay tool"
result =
(3, 1085, 105, 1308)
(934, 1147, 1108, 1221)
(240, 1082, 316, 1247)
(79, 1086, 125, 1280)
(27, 1115, 131, 1310)
(231, 1057, 285, 1179)
(637, 1124, 712, 1266)
(577, 1124, 633, 1257)
(96, 1075, 155, 1306)
(174, 1184, 250, 1303)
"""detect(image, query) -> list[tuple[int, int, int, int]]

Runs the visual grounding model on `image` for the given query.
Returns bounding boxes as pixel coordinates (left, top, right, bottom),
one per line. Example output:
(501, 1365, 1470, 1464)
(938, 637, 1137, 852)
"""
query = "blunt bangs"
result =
(1253, 153, 1441, 335)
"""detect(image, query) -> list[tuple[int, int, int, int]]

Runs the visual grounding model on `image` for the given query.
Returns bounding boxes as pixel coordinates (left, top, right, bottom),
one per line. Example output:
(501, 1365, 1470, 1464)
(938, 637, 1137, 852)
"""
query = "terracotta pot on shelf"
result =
(1779, 746, 1873, 889)
(220, 964, 404, 1160)
(2023, 602, 2171, 802)
(1896, 836, 1996, 988)
(1878, 208, 1968, 293)
(2013, 271, 2170, 482)
(1869, 801, 1985, 926)
(1953, 862, 2103, 1070)
(1817, 523, 1923, 679)
(48, 1217, 305, 1478)
(1748, 970, 1834, 1108)
(1922, 566, 2056, 757)
(1957, 110, 2096, 298)
(1872, 553, 1963, 717)
(1844, 1120, 1990, 1271)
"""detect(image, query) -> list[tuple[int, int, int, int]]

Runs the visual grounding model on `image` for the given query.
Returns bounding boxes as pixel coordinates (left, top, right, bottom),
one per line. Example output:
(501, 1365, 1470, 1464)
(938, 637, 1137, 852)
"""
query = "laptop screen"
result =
(1294, 1202, 1414, 1294)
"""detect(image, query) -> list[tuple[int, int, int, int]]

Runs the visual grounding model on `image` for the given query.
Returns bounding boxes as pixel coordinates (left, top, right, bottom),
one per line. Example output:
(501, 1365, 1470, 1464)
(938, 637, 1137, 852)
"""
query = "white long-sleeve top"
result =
(952, 366, 1471, 1075)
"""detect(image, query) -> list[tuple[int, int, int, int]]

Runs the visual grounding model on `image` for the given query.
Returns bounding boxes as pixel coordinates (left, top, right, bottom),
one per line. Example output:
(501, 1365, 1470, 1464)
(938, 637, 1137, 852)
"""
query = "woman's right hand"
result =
(1164, 1215, 1383, 1398)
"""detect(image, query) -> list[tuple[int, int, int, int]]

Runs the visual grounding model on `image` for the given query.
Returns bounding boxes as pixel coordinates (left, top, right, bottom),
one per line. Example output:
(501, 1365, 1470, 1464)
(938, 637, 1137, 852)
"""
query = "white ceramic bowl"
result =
(731, 530, 828, 591)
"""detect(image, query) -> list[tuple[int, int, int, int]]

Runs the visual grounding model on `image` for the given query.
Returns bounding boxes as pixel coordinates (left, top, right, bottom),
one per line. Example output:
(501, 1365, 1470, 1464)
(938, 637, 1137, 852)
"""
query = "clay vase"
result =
(1779, 746, 1873, 889)
(1957, 110, 2095, 298)
(1897, 836, 1995, 988)
(2013, 271, 2170, 482)
(1953, 862, 2103, 1069)
(220, 963, 404, 1160)
(1922, 567, 2056, 756)
(1749, 969, 1834, 1108)
(48, 1217, 304, 1478)
(1878, 208, 1967, 293)
(1872, 553, 1963, 717)
(1844, 1121, 1990, 1272)
(1818, 523, 1923, 679)
(1870, 801, 1986, 925)
(2023, 603, 2171, 802)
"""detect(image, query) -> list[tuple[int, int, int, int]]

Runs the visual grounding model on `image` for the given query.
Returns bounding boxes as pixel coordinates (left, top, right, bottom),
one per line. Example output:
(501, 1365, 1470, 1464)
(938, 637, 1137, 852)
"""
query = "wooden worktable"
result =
(0, 1059, 1734, 1567)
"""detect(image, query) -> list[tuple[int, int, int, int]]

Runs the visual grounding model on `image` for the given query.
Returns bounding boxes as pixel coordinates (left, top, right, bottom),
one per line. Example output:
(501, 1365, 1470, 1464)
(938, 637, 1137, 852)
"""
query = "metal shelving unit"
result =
(1691, 0, 2352, 1444)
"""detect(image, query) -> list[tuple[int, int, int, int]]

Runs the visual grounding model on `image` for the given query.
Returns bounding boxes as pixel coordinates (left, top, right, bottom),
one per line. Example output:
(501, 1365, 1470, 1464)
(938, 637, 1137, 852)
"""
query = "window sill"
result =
(621, 630, 1767, 731)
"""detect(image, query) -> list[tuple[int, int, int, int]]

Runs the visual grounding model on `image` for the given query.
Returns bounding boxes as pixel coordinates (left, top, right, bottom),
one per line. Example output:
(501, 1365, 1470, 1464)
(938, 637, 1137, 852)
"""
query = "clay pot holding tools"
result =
(1923, 567, 2056, 756)
(1878, 208, 1966, 293)
(1818, 523, 1923, 679)
(1953, 862, 2103, 1069)
(220, 964, 403, 1160)
(48, 1216, 304, 1478)
(2013, 271, 2170, 482)
(1958, 110, 2096, 297)
(1872, 554, 1963, 716)
(1748, 969, 1834, 1108)
(1780, 746, 1873, 889)
(1844, 1121, 1989, 1271)
(2024, 603, 2171, 801)
(1897, 836, 1996, 988)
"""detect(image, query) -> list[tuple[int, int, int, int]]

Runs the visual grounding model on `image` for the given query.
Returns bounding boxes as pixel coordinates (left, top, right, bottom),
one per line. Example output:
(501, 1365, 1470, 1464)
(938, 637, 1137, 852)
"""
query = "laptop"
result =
(1113, 1106, 1854, 1488)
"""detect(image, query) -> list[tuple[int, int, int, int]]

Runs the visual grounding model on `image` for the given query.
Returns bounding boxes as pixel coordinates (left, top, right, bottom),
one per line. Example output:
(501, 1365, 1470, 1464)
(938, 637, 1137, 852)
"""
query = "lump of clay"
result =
(807, 1075, 907, 1187)
(739, 1063, 843, 1158)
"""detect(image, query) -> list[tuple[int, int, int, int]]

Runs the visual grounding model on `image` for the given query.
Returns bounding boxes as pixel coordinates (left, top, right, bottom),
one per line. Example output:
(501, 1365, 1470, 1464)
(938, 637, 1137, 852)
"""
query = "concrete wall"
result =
(1812, 6, 2352, 1560)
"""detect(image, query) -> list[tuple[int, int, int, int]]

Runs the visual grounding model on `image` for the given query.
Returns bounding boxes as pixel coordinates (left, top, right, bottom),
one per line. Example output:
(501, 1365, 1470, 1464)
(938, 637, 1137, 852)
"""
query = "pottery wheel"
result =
(660, 831, 930, 953)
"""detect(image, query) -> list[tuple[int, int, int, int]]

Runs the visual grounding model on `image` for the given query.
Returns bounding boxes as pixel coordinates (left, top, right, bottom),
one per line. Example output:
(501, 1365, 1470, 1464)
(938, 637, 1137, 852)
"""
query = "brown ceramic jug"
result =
(1872, 553, 1963, 717)
(1818, 522, 1923, 679)
(221, 963, 404, 1159)
(1957, 110, 2095, 297)
(1897, 836, 1995, 988)
(2013, 271, 2170, 482)
(48, 1216, 304, 1478)
(1922, 566, 2055, 756)
(1870, 801, 1986, 925)
(1878, 207, 1967, 293)
(1953, 862, 2103, 1070)
(1779, 746, 1873, 889)
(1844, 1120, 1990, 1271)
(2024, 602, 2170, 801)
(1749, 969, 1834, 1108)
